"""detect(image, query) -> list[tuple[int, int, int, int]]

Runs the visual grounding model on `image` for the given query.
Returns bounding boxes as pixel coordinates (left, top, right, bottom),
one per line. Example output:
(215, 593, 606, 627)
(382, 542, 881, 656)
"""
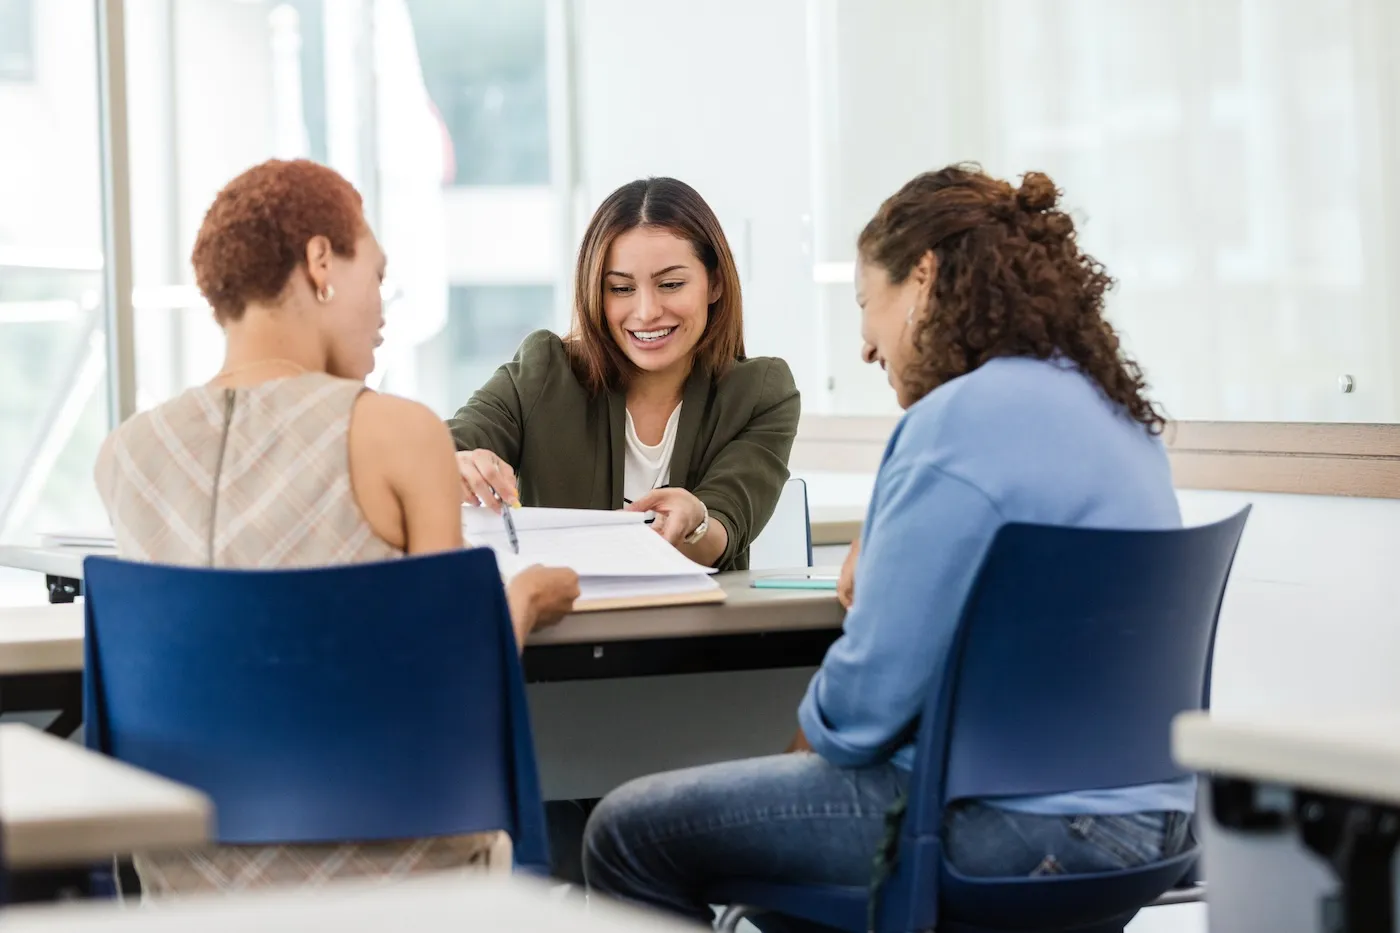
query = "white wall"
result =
(1178, 489, 1400, 716)
(571, 0, 821, 401)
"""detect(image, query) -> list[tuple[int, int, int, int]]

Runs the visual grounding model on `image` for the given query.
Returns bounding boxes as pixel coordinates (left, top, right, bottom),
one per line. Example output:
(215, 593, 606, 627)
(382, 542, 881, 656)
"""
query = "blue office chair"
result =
(710, 508, 1250, 933)
(81, 549, 548, 871)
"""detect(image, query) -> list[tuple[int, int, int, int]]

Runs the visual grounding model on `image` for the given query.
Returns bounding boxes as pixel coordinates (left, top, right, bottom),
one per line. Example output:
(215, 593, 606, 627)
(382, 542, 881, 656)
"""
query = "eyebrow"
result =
(604, 265, 689, 279)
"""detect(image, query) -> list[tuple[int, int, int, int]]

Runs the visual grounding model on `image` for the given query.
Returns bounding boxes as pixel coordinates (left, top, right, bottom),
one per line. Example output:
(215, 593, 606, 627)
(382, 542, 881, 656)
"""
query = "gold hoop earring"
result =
(316, 284, 335, 304)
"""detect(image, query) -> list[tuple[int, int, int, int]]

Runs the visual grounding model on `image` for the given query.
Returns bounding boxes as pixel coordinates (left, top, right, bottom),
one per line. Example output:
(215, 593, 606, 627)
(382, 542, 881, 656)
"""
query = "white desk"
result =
(1175, 711, 1400, 807)
(0, 723, 212, 870)
(0, 875, 689, 932)
(0, 545, 106, 603)
(0, 559, 844, 799)
(0, 546, 107, 580)
(0, 569, 839, 665)
(1173, 711, 1400, 933)
(0, 604, 87, 735)
(0, 603, 85, 675)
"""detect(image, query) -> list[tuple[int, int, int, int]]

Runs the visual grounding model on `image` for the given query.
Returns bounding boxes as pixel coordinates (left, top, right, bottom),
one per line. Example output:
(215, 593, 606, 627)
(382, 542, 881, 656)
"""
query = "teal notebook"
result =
(751, 574, 839, 591)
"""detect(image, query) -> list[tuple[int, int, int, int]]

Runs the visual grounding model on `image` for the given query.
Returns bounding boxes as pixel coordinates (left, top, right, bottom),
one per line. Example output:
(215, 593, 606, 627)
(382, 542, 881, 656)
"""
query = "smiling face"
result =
(856, 250, 934, 409)
(601, 226, 719, 383)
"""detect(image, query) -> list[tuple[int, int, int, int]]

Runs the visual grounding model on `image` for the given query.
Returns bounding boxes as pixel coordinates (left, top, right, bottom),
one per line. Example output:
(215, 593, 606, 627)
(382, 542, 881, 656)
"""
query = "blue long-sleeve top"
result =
(798, 356, 1195, 814)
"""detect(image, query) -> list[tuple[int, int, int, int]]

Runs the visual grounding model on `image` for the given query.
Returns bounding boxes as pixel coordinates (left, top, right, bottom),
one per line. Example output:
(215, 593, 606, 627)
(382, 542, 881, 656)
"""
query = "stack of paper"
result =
(462, 506, 723, 611)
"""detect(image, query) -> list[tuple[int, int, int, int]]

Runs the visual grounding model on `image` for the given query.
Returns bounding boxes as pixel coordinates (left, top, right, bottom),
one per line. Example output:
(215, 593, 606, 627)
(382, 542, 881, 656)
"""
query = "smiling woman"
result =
(447, 176, 800, 572)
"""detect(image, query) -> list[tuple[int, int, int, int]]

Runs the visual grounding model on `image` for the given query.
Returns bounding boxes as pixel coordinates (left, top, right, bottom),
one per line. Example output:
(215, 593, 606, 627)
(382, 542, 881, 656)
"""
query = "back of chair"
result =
(886, 508, 1250, 932)
(748, 478, 813, 570)
(81, 550, 548, 868)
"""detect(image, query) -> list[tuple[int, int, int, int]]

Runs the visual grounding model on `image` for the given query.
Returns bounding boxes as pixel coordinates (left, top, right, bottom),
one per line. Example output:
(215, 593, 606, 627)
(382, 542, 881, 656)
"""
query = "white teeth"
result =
(631, 327, 675, 342)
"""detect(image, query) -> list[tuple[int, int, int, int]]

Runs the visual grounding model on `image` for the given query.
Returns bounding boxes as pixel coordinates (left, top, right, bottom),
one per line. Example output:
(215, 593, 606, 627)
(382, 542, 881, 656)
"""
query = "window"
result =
(0, 0, 106, 599)
(405, 0, 550, 186)
(121, 0, 563, 423)
(0, 0, 34, 82)
(382, 0, 562, 417)
(806, 0, 1400, 422)
(416, 286, 555, 414)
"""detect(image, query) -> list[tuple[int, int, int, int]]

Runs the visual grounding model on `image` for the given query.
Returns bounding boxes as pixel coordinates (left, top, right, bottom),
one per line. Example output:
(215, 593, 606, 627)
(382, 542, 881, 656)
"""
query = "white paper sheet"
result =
(468, 523, 715, 579)
(461, 505, 646, 537)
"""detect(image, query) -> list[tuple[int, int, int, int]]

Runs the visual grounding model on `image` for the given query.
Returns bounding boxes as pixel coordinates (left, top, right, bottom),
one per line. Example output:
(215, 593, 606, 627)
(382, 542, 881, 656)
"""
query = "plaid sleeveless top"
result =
(95, 372, 501, 896)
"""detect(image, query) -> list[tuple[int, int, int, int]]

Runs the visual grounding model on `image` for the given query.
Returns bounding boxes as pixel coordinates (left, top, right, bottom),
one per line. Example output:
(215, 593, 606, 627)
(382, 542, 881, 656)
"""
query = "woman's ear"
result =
(912, 250, 937, 288)
(304, 235, 333, 291)
(707, 272, 723, 306)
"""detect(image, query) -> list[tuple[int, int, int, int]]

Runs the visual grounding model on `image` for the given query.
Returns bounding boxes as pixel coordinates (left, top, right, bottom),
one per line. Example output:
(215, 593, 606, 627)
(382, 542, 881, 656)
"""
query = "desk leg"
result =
(1296, 792, 1400, 933)
(46, 575, 81, 604)
(1214, 777, 1400, 933)
(0, 673, 84, 738)
(6, 867, 98, 903)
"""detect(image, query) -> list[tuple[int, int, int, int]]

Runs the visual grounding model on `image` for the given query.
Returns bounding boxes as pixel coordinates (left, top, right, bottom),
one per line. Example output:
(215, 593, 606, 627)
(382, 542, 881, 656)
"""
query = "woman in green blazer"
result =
(448, 177, 800, 571)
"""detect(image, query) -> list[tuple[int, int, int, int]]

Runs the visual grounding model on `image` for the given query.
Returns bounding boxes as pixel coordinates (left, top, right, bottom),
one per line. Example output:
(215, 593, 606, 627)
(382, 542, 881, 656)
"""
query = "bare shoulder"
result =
(347, 390, 460, 551)
(351, 390, 455, 451)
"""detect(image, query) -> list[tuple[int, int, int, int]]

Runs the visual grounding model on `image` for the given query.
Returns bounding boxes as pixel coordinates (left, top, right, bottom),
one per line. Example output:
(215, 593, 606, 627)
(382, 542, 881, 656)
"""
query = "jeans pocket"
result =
(1066, 813, 1166, 869)
(1162, 811, 1194, 858)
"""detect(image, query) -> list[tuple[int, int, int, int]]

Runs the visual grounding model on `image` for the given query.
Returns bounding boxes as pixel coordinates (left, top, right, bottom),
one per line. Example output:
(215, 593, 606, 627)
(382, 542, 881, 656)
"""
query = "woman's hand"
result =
(506, 565, 581, 644)
(626, 487, 728, 567)
(837, 536, 860, 610)
(625, 488, 708, 546)
(456, 449, 519, 511)
(786, 728, 813, 754)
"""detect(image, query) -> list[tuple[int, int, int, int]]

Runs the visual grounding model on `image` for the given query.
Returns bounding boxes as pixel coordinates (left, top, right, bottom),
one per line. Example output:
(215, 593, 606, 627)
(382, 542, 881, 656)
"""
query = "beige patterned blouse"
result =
(94, 373, 502, 897)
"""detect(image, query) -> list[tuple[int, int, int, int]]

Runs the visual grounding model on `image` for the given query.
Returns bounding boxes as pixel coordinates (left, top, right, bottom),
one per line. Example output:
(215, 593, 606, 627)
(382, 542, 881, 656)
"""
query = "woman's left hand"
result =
(625, 487, 707, 546)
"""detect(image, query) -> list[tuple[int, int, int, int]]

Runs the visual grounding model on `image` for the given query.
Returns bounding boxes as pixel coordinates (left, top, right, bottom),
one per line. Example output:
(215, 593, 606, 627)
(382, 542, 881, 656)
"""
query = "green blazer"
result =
(447, 330, 801, 571)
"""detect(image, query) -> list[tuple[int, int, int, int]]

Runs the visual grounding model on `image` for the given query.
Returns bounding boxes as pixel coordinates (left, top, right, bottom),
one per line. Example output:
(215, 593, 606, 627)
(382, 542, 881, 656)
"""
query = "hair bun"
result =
(1016, 172, 1058, 213)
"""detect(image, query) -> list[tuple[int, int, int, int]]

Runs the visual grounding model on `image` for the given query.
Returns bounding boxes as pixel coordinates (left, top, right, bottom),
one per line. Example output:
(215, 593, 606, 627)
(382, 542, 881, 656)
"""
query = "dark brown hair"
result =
(192, 159, 365, 323)
(567, 177, 745, 394)
(858, 163, 1164, 433)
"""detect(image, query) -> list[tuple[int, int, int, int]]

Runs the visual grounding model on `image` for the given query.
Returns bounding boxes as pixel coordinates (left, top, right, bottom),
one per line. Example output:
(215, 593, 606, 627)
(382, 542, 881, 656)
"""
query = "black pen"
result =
(489, 488, 520, 554)
(621, 497, 657, 524)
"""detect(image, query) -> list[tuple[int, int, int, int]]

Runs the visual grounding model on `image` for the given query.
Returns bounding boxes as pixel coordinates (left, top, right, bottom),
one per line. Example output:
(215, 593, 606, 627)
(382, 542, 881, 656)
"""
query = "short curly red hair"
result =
(191, 159, 365, 323)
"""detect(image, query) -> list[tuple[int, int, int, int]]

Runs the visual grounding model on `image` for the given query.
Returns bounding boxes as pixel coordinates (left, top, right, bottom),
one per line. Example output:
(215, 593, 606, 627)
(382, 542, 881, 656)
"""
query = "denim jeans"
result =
(583, 753, 1192, 930)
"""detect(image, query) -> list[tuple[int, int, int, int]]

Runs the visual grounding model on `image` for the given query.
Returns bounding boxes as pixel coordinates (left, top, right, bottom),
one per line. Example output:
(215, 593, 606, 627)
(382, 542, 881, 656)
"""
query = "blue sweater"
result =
(798, 357, 1195, 815)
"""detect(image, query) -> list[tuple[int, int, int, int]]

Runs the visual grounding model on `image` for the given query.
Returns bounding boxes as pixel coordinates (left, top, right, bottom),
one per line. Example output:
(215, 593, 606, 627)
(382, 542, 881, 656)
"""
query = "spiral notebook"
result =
(462, 506, 723, 611)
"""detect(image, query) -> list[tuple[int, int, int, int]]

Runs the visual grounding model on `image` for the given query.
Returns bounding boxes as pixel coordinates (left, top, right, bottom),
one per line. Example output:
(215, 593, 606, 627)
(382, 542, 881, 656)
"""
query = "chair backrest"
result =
(748, 478, 812, 570)
(81, 550, 548, 869)
(887, 508, 1250, 930)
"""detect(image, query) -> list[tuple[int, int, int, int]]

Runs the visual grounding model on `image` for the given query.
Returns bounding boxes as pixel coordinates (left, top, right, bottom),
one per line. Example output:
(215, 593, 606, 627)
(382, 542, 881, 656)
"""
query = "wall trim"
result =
(793, 416, 1400, 500)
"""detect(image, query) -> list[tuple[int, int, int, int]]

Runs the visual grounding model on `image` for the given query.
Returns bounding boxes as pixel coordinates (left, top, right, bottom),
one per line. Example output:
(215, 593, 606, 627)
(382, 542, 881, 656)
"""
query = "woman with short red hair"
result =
(94, 158, 578, 896)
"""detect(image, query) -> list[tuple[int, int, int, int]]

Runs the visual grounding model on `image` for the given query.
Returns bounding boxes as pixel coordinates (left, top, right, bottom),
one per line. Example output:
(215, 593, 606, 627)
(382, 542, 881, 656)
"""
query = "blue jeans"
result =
(583, 753, 1192, 930)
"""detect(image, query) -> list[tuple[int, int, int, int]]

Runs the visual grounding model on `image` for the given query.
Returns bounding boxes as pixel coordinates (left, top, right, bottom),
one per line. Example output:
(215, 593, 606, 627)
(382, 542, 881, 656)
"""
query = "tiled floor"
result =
(1126, 903, 1206, 933)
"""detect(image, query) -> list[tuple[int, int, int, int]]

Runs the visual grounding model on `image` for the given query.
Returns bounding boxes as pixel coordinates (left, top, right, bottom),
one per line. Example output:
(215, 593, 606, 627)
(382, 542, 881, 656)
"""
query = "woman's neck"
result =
(625, 366, 688, 413)
(216, 305, 328, 386)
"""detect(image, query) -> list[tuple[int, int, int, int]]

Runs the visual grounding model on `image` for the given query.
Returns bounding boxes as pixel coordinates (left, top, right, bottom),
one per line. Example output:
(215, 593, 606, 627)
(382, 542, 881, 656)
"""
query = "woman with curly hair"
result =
(582, 165, 1189, 930)
(94, 158, 578, 896)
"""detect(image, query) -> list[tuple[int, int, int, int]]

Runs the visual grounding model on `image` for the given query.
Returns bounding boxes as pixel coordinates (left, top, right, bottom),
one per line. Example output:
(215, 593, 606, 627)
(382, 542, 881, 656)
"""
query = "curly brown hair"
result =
(857, 163, 1164, 433)
(192, 159, 365, 324)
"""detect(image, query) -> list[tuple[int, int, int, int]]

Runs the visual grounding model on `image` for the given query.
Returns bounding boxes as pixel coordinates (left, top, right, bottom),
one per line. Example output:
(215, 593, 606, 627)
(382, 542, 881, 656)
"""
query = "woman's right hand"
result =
(456, 449, 519, 511)
(508, 565, 581, 636)
(837, 536, 860, 610)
